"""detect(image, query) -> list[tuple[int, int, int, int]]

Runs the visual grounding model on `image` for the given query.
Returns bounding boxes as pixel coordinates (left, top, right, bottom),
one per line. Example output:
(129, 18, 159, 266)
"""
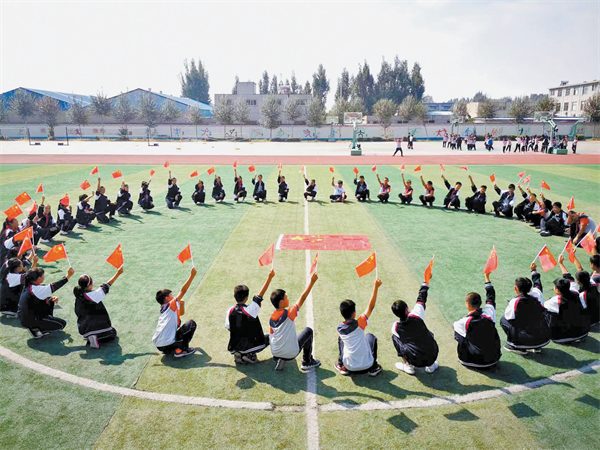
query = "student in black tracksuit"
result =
(56, 200, 75, 236)
(441, 174, 461, 209)
(453, 273, 502, 368)
(166, 171, 182, 209)
(18, 266, 75, 338)
(354, 175, 370, 202)
(540, 202, 567, 237)
(501, 263, 551, 354)
(278, 170, 289, 202)
(303, 174, 317, 201)
(252, 174, 267, 202)
(419, 176, 436, 207)
(0, 256, 38, 317)
(560, 253, 599, 327)
(514, 186, 541, 225)
(74, 194, 94, 229)
(492, 183, 516, 218)
(212, 176, 226, 202)
(138, 181, 155, 212)
(0, 218, 21, 265)
(465, 175, 487, 213)
(35, 203, 59, 243)
(391, 280, 440, 375)
(226, 268, 275, 364)
(399, 173, 413, 204)
(73, 266, 123, 349)
(192, 180, 206, 205)
(233, 169, 247, 202)
(116, 182, 133, 216)
(94, 178, 117, 222)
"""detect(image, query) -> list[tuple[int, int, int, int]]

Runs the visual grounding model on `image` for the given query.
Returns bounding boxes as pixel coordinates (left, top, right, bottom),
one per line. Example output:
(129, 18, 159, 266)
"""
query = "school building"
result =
(548, 80, 599, 117)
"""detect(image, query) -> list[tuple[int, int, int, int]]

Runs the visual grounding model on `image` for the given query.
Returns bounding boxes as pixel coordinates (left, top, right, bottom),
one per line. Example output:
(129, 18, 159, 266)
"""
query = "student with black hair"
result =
(94, 178, 117, 222)
(514, 186, 541, 224)
(453, 272, 502, 368)
(116, 182, 133, 216)
(567, 211, 597, 247)
(152, 267, 198, 358)
(464, 175, 487, 214)
(139, 180, 155, 212)
(277, 170, 289, 202)
(391, 278, 439, 375)
(441, 174, 462, 209)
(354, 174, 369, 202)
(1, 218, 21, 264)
(212, 175, 226, 203)
(393, 138, 403, 157)
(376, 174, 391, 203)
(76, 193, 95, 229)
(492, 183, 516, 218)
(398, 173, 413, 204)
(1, 255, 38, 317)
(335, 277, 383, 377)
(73, 266, 123, 349)
(233, 168, 247, 202)
(419, 176, 435, 207)
(302, 173, 317, 201)
(36, 203, 59, 244)
(252, 174, 267, 202)
(56, 197, 75, 236)
(591, 254, 600, 289)
(501, 263, 551, 354)
(166, 170, 182, 209)
(226, 268, 275, 364)
(559, 253, 599, 327)
(192, 179, 206, 205)
(18, 265, 75, 338)
(269, 271, 320, 371)
(540, 202, 567, 237)
(330, 178, 346, 203)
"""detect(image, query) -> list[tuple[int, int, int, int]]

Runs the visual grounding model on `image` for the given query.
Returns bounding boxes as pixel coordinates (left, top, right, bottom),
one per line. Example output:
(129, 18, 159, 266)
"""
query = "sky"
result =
(1, 0, 598, 109)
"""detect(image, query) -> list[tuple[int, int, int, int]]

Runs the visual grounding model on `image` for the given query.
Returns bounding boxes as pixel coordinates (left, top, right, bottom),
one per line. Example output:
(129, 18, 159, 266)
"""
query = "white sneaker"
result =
(425, 361, 439, 374)
(40, 238, 50, 244)
(60, 231, 69, 236)
(395, 361, 416, 375)
(87, 334, 100, 349)
(262, 198, 266, 203)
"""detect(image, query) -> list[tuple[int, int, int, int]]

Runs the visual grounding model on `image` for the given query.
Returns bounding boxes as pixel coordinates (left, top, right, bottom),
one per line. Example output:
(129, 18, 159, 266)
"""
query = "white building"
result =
(549, 80, 599, 117)
(214, 81, 312, 125)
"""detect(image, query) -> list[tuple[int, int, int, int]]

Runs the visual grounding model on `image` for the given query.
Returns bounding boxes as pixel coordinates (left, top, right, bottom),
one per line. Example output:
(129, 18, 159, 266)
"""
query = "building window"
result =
(582, 86, 588, 94)
(557, 89, 562, 97)
(298, 100, 307, 106)
(572, 102, 577, 111)
(573, 87, 579, 95)
(246, 100, 256, 106)
(565, 88, 570, 95)
(581, 101, 586, 110)
(564, 102, 568, 111)
(549, 89, 554, 96)
(592, 84, 597, 91)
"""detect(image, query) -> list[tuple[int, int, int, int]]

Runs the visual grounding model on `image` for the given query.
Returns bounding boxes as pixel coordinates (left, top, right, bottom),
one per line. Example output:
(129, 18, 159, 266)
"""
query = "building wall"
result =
(549, 81, 599, 116)
(214, 93, 312, 125)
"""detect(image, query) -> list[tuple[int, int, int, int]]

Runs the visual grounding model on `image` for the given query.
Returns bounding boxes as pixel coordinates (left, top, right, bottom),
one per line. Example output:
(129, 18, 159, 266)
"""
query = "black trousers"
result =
(192, 191, 206, 204)
(77, 212, 96, 226)
(465, 197, 485, 213)
(393, 147, 403, 156)
(58, 218, 76, 233)
(492, 201, 513, 218)
(399, 194, 413, 204)
(278, 192, 288, 202)
(254, 191, 267, 201)
(213, 191, 226, 201)
(304, 191, 317, 200)
(420, 195, 435, 206)
(83, 327, 117, 341)
(444, 197, 460, 208)
(117, 200, 133, 213)
(540, 218, 565, 235)
(236, 334, 270, 355)
(330, 194, 345, 202)
(39, 226, 59, 240)
(157, 320, 197, 354)
(21, 302, 66, 333)
(166, 195, 182, 209)
(526, 213, 542, 226)
(355, 190, 369, 201)
(234, 189, 247, 201)
(378, 193, 389, 203)
(338, 334, 378, 371)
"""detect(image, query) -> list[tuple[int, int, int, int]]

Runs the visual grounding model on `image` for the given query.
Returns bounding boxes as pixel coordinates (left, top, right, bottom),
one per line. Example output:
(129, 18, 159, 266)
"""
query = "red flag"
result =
(483, 246, 498, 274)
(190, 170, 199, 178)
(43, 244, 68, 263)
(36, 183, 44, 194)
(15, 192, 32, 206)
(248, 165, 256, 173)
(233, 160, 237, 168)
(518, 171, 526, 178)
(259, 243, 275, 267)
(414, 165, 422, 172)
(60, 193, 70, 206)
(177, 244, 192, 265)
(460, 166, 469, 171)
(353, 167, 359, 175)
(595, 222, 600, 235)
(439, 164, 445, 172)
(329, 167, 335, 173)
(424, 256, 435, 283)
(400, 164, 405, 170)
(207, 167, 215, 175)
(18, 236, 33, 257)
(564, 239, 576, 263)
(581, 232, 597, 255)
(27, 202, 38, 215)
(106, 244, 124, 269)
(299, 166, 305, 174)
(522, 175, 531, 184)
(310, 252, 319, 275)
(150, 169, 156, 177)
(90, 166, 99, 175)
(356, 253, 376, 278)
(112, 170, 122, 179)
(490, 174, 496, 183)
(372, 164, 377, 172)
(4, 204, 23, 220)
(567, 197, 575, 211)
(13, 227, 33, 242)
(537, 245, 557, 272)
(278, 163, 283, 170)
(541, 179, 551, 190)
(80, 180, 91, 190)
(164, 161, 169, 168)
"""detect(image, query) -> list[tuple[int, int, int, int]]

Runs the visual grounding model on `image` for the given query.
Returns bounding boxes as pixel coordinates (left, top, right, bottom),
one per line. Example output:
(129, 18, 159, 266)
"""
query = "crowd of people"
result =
(437, 133, 578, 154)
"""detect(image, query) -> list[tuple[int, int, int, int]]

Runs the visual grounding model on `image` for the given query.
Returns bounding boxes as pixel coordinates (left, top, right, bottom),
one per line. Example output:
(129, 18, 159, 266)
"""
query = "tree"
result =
(330, 98, 349, 125)
(10, 89, 36, 125)
(290, 71, 299, 94)
(187, 106, 204, 139)
(232, 75, 239, 94)
(113, 94, 137, 132)
(161, 100, 182, 138)
(582, 92, 600, 137)
(138, 92, 162, 130)
(212, 97, 234, 125)
(283, 98, 303, 137)
(270, 74, 279, 95)
(410, 62, 425, 101)
(391, 57, 411, 105)
(373, 98, 397, 130)
(305, 97, 326, 127)
(375, 57, 394, 102)
(303, 81, 312, 95)
(472, 91, 487, 102)
(260, 95, 281, 139)
(535, 95, 558, 114)
(477, 98, 498, 119)
(180, 58, 210, 104)
(508, 97, 534, 123)
(452, 100, 468, 122)
(233, 98, 251, 139)
(67, 98, 89, 137)
(415, 101, 430, 138)
(90, 91, 112, 132)
(351, 61, 376, 114)
(259, 71, 270, 94)
(398, 95, 421, 122)
(0, 100, 9, 124)
(335, 68, 350, 102)
(36, 97, 62, 140)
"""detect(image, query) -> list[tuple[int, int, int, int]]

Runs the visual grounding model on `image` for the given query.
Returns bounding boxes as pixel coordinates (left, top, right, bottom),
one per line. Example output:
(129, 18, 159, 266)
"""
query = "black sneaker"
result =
(275, 358, 286, 371)
(301, 358, 321, 371)
(368, 364, 383, 377)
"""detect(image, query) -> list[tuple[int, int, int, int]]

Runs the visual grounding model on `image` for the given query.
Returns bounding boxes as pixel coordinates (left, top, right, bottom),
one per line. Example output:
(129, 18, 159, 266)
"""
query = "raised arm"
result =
(420, 175, 427, 189)
(296, 272, 318, 310)
(363, 277, 382, 318)
(401, 173, 407, 188)
(176, 267, 198, 301)
(530, 262, 542, 292)
(468, 175, 476, 193)
(376, 174, 382, 185)
(572, 253, 583, 272)
(484, 272, 496, 308)
(558, 254, 569, 275)
(97, 177, 101, 191)
(331, 176, 335, 187)
(493, 184, 501, 196)
(168, 170, 172, 180)
(107, 266, 124, 285)
(258, 269, 275, 298)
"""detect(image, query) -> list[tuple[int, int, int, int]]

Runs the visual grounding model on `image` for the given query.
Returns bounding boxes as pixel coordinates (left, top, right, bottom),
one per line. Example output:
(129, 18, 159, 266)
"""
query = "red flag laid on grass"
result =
(564, 239, 576, 263)
(353, 167, 359, 175)
(567, 197, 575, 211)
(36, 183, 44, 194)
(259, 243, 275, 267)
(18, 237, 33, 257)
(13, 227, 33, 242)
(90, 166, 99, 175)
(164, 161, 169, 168)
(310, 252, 319, 275)
(414, 165, 422, 172)
(541, 179, 551, 190)
(43, 244, 68, 263)
(522, 175, 531, 184)
(372, 164, 377, 172)
(518, 171, 526, 178)
(536, 245, 557, 272)
(424, 255, 435, 283)
(329, 167, 335, 173)
(483, 246, 498, 274)
(15, 192, 32, 206)
(207, 167, 215, 175)
(150, 169, 156, 177)
(356, 253, 376, 278)
(112, 170, 123, 179)
(190, 170, 198, 178)
(177, 244, 193, 265)
(106, 244, 124, 269)
(60, 194, 69, 206)
(80, 180, 91, 191)
(490, 174, 496, 183)
(581, 232, 597, 254)
(248, 165, 256, 173)
(4, 204, 23, 220)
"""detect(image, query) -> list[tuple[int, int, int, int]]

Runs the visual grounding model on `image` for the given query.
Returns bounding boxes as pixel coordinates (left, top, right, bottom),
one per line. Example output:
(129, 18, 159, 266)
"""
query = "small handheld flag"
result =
(90, 166, 99, 175)
(233, 160, 237, 169)
(4, 204, 23, 220)
(522, 175, 531, 184)
(483, 246, 498, 274)
(353, 167, 359, 175)
(518, 170, 526, 179)
(18, 236, 32, 257)
(60, 193, 69, 206)
(112, 170, 123, 179)
(400, 164, 405, 171)
(460, 166, 469, 171)
(439, 164, 445, 172)
(207, 167, 215, 176)
(43, 244, 68, 264)
(414, 165, 422, 172)
(80, 180, 91, 191)
(177, 244, 193, 266)
(580, 232, 597, 255)
(299, 166, 305, 174)
(27, 202, 38, 215)
(15, 192, 32, 206)
(106, 244, 124, 269)
(490, 174, 496, 183)
(259, 243, 275, 267)
(164, 161, 170, 168)
(372, 164, 377, 172)
(36, 184, 44, 194)
(190, 170, 199, 178)
(424, 255, 435, 283)
(356, 253, 377, 278)
(567, 197, 575, 211)
(541, 180, 551, 190)
(329, 167, 335, 173)
(278, 163, 283, 170)
(535, 245, 557, 272)
(248, 165, 256, 173)
(13, 227, 33, 243)
(310, 252, 319, 275)
(150, 169, 156, 177)
(561, 239, 576, 263)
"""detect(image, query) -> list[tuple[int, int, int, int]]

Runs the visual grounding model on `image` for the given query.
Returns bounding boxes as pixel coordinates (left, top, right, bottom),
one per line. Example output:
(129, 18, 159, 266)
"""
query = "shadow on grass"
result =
(159, 348, 230, 370)
(79, 337, 155, 366)
(232, 357, 309, 395)
(388, 413, 418, 434)
(0, 316, 21, 327)
(26, 331, 85, 356)
(413, 365, 495, 395)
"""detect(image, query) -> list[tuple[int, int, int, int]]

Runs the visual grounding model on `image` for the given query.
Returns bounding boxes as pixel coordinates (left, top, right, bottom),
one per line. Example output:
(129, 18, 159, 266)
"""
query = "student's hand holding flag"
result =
(176, 266, 198, 305)
(530, 262, 537, 272)
(258, 268, 276, 298)
(107, 266, 124, 287)
(364, 277, 383, 318)
(484, 271, 491, 284)
(297, 272, 319, 310)
(67, 266, 76, 279)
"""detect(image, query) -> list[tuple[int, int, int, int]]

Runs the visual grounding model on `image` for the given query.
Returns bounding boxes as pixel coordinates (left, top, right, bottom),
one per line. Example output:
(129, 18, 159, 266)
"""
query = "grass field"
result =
(0, 163, 599, 449)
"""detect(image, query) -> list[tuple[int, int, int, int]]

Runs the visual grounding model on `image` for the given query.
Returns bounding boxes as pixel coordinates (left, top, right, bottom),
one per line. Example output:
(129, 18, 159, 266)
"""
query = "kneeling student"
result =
(56, 198, 75, 236)
(269, 271, 320, 371)
(330, 178, 347, 202)
(559, 253, 599, 327)
(233, 168, 247, 202)
(116, 182, 133, 216)
(74, 266, 124, 349)
(1, 255, 38, 317)
(94, 178, 117, 222)
(166, 171, 182, 209)
(354, 175, 369, 202)
(335, 277, 383, 377)
(376, 174, 391, 203)
(441, 174, 461, 209)
(212, 176, 226, 203)
(419, 176, 435, 207)
(391, 278, 440, 374)
(139, 180, 155, 212)
(492, 183, 516, 218)
(252, 174, 267, 202)
(453, 272, 502, 368)
(152, 267, 198, 358)
(76, 193, 95, 229)
(278, 170, 289, 202)
(303, 173, 317, 201)
(398, 173, 413, 204)
(226, 268, 275, 364)
(465, 175, 487, 214)
(192, 180, 206, 205)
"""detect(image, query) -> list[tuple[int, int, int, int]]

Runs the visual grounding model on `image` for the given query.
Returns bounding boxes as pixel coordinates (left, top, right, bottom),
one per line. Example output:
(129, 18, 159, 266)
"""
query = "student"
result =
(407, 133, 414, 149)
(94, 178, 117, 222)
(567, 211, 597, 247)
(269, 271, 320, 371)
(35, 201, 59, 243)
(73, 266, 123, 349)
(487, 135, 494, 151)
(572, 137, 578, 154)
(376, 174, 391, 203)
(442, 133, 448, 148)
(393, 138, 403, 157)
(0, 218, 21, 264)
(233, 168, 247, 202)
(492, 183, 516, 218)
(441, 174, 461, 209)
(335, 277, 383, 377)
(252, 174, 267, 202)
(1, 256, 38, 317)
(353, 175, 369, 202)
(502, 137, 508, 153)
(152, 267, 198, 358)
(453, 272, 502, 368)
(212, 176, 226, 203)
(277, 170, 289, 202)
(514, 186, 540, 224)
(391, 278, 439, 374)
(464, 175, 487, 214)
(419, 176, 436, 207)
(560, 253, 599, 327)
(166, 170, 182, 209)
(192, 180, 206, 205)
(18, 266, 75, 338)
(116, 182, 133, 216)
(456, 135, 463, 151)
(56, 197, 75, 235)
(303, 174, 318, 201)
(500, 263, 551, 354)
(506, 136, 512, 152)
(330, 178, 346, 203)
(226, 268, 275, 364)
(76, 193, 96, 229)
(540, 202, 567, 237)
(138, 180, 155, 212)
(398, 173, 413, 204)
